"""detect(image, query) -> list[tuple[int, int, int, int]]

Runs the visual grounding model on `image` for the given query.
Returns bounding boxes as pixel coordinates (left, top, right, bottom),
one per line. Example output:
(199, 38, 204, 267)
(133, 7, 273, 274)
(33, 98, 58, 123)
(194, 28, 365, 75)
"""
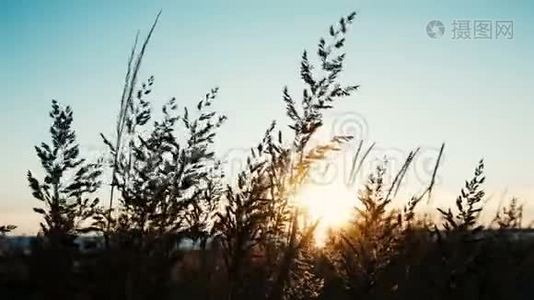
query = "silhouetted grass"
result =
(0, 11, 532, 300)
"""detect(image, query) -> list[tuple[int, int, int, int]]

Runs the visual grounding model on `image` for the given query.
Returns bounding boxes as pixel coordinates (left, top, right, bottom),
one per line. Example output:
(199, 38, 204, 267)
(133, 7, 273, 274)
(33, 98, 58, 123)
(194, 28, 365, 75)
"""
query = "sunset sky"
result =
(1, 0, 533, 233)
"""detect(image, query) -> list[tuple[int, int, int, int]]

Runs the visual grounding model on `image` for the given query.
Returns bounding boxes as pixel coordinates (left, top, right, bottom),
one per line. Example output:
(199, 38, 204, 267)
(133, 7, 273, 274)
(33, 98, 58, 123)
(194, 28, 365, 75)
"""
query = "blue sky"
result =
(1, 0, 533, 233)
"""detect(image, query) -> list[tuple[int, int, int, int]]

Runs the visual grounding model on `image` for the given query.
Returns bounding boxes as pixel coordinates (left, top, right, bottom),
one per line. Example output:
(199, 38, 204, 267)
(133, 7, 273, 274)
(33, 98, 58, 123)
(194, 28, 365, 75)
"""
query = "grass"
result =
(0, 11, 532, 300)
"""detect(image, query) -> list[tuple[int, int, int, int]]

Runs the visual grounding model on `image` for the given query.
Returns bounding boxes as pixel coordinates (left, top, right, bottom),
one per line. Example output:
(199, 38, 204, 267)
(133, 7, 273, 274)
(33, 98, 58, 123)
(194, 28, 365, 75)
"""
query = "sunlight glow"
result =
(296, 183, 355, 247)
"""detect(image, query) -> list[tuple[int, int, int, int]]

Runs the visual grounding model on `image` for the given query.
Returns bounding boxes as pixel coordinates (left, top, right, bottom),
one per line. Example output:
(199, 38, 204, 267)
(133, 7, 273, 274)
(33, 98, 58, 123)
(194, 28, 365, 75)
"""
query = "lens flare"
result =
(296, 183, 355, 247)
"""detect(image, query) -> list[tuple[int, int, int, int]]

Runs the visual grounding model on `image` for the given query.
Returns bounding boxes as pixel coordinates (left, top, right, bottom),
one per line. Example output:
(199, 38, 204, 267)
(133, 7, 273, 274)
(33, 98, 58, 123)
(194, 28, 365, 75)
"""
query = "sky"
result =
(1, 0, 533, 233)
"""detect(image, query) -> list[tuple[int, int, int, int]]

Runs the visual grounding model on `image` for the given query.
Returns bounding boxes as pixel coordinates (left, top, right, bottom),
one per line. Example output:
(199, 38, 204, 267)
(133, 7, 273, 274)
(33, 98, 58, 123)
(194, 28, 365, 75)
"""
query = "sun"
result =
(295, 182, 355, 247)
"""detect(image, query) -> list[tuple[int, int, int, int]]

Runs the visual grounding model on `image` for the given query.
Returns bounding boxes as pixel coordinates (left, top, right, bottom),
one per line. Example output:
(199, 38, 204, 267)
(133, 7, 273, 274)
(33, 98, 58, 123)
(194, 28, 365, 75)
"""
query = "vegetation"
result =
(0, 11, 532, 300)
